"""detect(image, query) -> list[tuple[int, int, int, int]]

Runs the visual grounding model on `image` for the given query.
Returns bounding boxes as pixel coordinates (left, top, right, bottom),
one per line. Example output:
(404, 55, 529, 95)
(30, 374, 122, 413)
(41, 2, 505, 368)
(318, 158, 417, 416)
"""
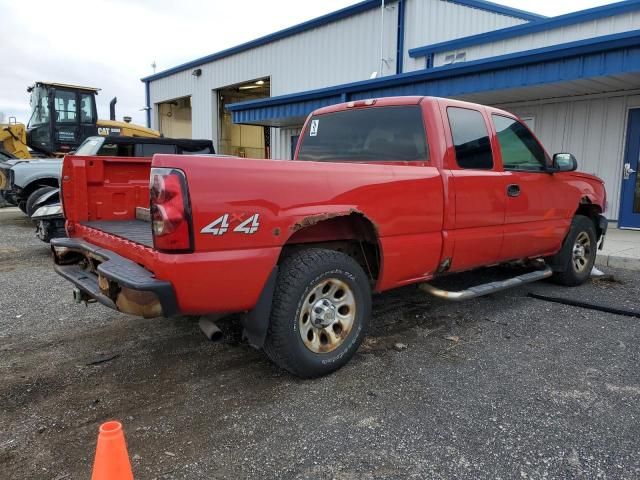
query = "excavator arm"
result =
(1, 122, 30, 159)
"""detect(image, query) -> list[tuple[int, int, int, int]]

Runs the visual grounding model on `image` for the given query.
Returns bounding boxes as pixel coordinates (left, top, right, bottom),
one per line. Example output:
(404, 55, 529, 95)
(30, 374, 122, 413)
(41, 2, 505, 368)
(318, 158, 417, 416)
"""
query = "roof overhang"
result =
(409, 0, 640, 59)
(228, 30, 640, 127)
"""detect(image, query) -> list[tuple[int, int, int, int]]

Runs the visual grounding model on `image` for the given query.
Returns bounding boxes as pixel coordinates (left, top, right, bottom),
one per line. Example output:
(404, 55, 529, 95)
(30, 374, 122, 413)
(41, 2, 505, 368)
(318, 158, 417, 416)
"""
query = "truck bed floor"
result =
(81, 220, 153, 248)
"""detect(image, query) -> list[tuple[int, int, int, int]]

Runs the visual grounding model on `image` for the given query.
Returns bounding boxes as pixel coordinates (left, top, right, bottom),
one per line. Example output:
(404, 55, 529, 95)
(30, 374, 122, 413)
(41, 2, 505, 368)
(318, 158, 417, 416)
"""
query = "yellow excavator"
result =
(0, 81, 159, 160)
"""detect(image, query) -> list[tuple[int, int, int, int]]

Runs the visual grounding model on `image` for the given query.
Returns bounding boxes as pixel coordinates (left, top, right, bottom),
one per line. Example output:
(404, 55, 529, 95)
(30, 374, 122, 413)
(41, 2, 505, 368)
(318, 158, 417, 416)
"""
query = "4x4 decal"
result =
(201, 213, 260, 236)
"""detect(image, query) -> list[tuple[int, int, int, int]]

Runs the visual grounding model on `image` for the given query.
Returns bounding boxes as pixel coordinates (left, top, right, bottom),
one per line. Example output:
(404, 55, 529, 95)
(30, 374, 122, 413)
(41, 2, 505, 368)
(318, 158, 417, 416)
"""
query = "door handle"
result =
(624, 162, 637, 180)
(507, 184, 521, 197)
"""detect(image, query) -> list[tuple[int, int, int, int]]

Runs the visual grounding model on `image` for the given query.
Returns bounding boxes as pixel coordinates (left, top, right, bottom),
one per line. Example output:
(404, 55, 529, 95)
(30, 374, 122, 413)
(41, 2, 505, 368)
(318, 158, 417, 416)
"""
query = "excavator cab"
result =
(26, 82, 100, 155)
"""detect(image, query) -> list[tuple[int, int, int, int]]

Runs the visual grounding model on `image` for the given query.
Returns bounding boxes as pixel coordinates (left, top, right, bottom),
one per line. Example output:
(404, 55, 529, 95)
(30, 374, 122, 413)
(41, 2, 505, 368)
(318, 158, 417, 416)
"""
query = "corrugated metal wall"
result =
(501, 92, 640, 220)
(271, 127, 302, 160)
(404, 0, 525, 71)
(434, 11, 640, 66)
(149, 0, 533, 154)
(150, 4, 399, 143)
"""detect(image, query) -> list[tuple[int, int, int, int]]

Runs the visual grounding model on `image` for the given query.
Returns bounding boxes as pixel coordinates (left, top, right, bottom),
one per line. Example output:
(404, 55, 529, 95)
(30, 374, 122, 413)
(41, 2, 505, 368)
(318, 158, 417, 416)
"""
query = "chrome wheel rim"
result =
(299, 278, 356, 353)
(572, 231, 592, 273)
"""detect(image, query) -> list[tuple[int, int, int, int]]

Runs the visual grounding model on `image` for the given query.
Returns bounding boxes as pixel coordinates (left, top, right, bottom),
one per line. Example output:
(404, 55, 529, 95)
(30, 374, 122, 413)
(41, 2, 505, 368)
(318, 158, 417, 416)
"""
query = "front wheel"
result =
(551, 215, 597, 286)
(26, 186, 57, 217)
(264, 248, 371, 378)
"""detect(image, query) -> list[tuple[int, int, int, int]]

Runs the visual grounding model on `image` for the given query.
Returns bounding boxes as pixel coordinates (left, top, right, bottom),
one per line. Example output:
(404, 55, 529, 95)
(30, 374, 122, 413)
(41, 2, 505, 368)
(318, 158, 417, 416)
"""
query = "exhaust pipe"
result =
(199, 317, 224, 343)
(73, 288, 84, 304)
(109, 97, 117, 121)
(73, 288, 95, 304)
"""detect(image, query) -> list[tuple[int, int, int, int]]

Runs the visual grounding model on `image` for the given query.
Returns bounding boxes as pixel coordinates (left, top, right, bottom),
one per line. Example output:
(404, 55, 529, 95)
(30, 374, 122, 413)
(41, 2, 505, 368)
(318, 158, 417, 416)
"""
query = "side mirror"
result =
(549, 153, 577, 172)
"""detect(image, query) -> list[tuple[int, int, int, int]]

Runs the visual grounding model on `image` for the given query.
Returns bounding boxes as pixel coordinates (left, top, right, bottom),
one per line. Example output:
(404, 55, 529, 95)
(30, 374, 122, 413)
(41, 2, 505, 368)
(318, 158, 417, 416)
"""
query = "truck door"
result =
(490, 114, 568, 260)
(445, 106, 506, 271)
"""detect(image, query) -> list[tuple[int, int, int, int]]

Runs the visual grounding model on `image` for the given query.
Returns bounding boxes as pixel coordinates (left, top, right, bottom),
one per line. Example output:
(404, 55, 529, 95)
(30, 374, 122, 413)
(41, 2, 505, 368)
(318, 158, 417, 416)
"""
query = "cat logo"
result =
(97, 127, 122, 136)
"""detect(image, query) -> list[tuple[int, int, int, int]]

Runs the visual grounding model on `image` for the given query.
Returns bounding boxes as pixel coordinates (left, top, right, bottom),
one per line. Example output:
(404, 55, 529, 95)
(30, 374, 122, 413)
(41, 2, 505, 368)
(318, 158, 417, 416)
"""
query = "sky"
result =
(0, 0, 615, 127)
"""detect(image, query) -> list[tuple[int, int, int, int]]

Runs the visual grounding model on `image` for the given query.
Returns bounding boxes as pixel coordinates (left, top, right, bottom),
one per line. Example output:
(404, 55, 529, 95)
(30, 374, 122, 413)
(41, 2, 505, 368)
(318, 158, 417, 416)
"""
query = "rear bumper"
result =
(51, 237, 179, 318)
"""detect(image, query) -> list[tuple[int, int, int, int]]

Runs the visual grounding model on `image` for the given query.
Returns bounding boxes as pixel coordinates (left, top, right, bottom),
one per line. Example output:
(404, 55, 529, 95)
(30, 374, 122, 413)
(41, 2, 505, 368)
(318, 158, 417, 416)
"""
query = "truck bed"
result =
(81, 220, 153, 248)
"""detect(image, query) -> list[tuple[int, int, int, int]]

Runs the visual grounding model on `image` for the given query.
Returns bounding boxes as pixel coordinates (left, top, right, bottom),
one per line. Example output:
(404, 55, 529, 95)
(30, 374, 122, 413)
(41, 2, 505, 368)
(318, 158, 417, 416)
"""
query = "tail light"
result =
(150, 168, 193, 252)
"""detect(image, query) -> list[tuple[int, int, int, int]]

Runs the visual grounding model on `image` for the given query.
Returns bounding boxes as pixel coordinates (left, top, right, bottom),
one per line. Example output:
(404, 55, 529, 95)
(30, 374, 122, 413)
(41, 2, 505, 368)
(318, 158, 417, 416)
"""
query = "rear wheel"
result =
(264, 248, 371, 378)
(551, 215, 597, 286)
(35, 219, 66, 243)
(26, 186, 57, 217)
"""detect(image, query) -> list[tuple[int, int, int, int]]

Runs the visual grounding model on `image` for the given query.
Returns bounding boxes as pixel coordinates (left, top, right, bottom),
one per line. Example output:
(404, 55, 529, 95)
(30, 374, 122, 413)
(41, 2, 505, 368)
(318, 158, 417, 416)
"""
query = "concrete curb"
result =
(596, 253, 640, 272)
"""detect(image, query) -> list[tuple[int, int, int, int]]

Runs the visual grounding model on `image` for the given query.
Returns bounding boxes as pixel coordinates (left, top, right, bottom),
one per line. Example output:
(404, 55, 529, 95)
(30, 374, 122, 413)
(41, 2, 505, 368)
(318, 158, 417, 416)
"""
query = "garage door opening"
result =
(158, 96, 192, 138)
(218, 78, 270, 158)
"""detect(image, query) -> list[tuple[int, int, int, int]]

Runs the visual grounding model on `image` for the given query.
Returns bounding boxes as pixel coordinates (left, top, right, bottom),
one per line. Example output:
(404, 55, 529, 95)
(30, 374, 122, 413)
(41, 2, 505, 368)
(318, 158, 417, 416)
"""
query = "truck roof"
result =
(33, 82, 101, 92)
(310, 96, 516, 119)
(94, 136, 214, 150)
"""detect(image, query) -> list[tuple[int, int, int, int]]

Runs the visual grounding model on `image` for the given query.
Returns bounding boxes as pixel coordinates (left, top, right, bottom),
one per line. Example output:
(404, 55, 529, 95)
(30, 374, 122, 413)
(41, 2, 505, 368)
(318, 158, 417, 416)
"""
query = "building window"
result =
(443, 51, 466, 65)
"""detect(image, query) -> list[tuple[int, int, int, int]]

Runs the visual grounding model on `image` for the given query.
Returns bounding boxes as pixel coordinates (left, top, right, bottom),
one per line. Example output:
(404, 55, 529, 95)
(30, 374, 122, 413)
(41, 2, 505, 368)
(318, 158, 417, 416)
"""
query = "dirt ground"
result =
(1, 207, 639, 479)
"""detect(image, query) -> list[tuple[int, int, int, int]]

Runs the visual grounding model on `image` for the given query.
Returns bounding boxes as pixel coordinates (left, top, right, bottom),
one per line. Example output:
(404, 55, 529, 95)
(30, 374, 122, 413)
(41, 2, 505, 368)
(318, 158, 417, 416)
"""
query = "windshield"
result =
(74, 137, 104, 155)
(27, 86, 50, 127)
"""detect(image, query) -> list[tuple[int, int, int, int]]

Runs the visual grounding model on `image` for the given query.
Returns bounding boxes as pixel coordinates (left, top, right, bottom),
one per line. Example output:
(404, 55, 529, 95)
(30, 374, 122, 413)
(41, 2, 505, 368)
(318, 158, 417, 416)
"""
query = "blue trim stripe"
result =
(142, 0, 542, 83)
(409, 0, 640, 59)
(228, 30, 640, 125)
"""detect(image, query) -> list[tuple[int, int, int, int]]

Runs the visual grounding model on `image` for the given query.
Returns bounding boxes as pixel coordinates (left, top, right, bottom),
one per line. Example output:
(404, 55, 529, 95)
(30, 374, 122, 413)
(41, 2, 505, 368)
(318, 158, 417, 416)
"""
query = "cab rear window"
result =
(297, 106, 428, 162)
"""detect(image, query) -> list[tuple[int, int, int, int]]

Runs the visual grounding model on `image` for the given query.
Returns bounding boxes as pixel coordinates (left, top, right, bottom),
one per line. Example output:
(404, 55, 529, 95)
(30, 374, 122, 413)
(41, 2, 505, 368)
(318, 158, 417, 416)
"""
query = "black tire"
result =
(35, 219, 66, 243)
(551, 215, 597, 286)
(264, 248, 371, 378)
(26, 186, 57, 217)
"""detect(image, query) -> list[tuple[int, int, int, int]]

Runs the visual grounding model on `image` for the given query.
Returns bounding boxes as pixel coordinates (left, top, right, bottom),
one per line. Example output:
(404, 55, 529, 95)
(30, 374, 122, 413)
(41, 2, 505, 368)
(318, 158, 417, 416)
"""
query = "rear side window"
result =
(297, 106, 428, 162)
(447, 107, 493, 170)
(98, 143, 120, 156)
(137, 143, 177, 157)
(178, 146, 214, 155)
(492, 115, 547, 171)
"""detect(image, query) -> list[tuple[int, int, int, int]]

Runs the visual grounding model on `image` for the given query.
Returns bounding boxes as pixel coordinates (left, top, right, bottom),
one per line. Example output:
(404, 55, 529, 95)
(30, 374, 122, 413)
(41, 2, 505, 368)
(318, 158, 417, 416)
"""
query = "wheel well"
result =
(278, 213, 381, 282)
(575, 198, 604, 238)
(19, 178, 59, 200)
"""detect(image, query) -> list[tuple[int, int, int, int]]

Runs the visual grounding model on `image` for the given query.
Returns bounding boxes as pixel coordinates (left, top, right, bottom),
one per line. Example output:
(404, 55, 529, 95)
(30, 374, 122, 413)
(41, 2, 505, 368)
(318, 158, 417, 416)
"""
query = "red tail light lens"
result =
(150, 168, 193, 252)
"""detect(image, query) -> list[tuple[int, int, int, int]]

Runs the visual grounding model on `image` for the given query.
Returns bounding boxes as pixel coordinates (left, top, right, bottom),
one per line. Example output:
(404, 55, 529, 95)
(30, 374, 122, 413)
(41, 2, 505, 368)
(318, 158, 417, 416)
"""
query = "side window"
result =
(447, 107, 493, 169)
(179, 147, 214, 155)
(98, 143, 119, 156)
(79, 93, 95, 123)
(54, 90, 77, 123)
(135, 143, 177, 157)
(492, 115, 547, 171)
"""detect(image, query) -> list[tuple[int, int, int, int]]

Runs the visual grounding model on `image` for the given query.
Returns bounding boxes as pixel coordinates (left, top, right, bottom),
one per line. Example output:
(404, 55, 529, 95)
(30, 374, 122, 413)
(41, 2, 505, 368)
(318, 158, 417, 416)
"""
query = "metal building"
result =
(143, 0, 640, 228)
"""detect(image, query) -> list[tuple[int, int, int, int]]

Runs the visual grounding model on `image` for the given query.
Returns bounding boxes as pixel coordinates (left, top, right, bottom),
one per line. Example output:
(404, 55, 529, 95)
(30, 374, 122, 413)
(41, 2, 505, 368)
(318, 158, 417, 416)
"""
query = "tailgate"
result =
(61, 155, 153, 247)
(61, 155, 152, 225)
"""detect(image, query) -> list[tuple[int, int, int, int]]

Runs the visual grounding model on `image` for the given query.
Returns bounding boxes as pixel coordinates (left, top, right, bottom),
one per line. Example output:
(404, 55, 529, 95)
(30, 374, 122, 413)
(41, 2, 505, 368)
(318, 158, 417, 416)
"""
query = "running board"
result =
(419, 266, 553, 301)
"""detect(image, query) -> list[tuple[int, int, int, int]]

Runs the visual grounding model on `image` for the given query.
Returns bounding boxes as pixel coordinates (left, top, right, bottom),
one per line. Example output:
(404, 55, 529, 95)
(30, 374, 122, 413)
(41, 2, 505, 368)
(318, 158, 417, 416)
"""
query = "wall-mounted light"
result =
(192, 68, 202, 77)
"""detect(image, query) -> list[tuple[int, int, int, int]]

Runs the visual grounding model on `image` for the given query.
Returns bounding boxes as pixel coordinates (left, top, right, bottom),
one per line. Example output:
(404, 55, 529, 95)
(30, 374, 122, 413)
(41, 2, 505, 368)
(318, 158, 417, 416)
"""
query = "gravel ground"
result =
(1, 207, 639, 479)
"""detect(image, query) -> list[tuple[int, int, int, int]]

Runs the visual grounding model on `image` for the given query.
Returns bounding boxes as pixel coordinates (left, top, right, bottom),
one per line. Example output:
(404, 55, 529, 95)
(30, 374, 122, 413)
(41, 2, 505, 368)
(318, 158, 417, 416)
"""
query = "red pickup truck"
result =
(51, 96, 607, 378)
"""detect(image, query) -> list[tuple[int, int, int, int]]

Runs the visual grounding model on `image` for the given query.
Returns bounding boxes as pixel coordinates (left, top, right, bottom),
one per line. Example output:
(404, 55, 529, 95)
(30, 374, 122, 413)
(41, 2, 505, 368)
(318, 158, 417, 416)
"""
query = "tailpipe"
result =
(73, 288, 83, 303)
(199, 317, 224, 343)
(109, 97, 117, 121)
(72, 287, 93, 304)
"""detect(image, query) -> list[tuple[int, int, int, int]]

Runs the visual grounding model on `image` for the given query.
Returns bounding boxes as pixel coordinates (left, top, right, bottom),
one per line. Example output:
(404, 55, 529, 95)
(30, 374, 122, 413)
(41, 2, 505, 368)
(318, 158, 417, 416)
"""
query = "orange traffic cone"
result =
(91, 421, 134, 480)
